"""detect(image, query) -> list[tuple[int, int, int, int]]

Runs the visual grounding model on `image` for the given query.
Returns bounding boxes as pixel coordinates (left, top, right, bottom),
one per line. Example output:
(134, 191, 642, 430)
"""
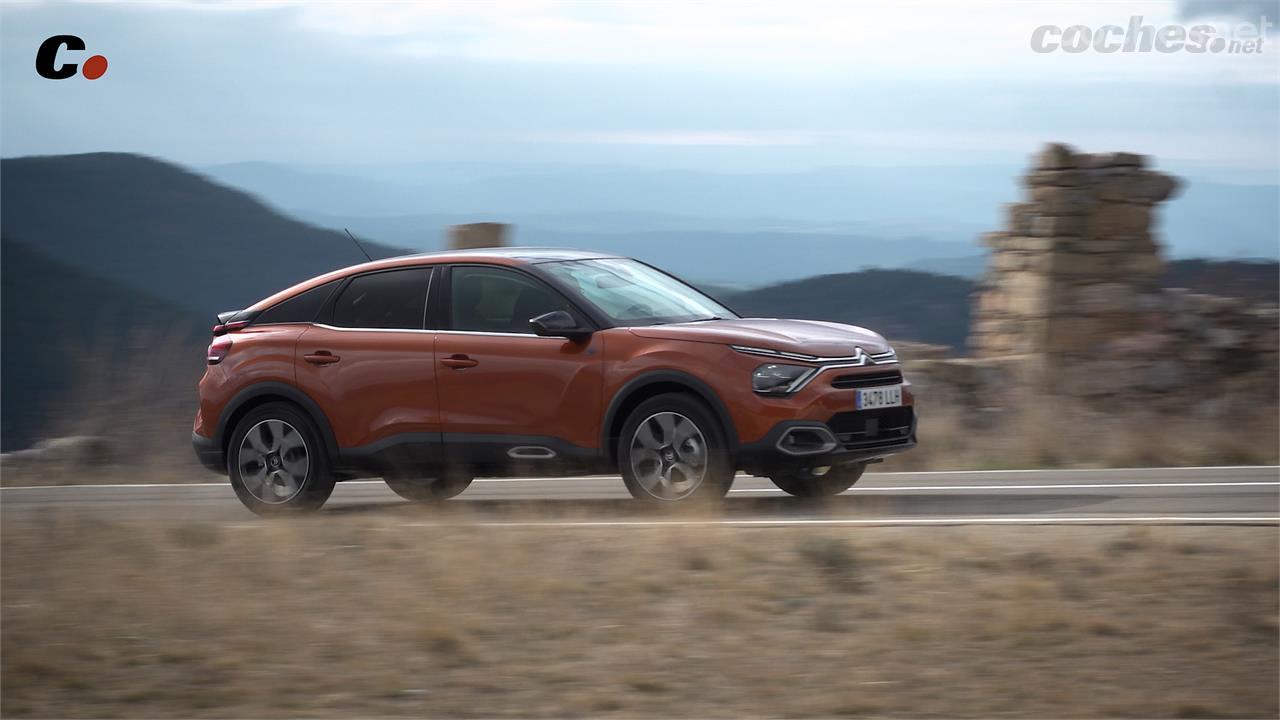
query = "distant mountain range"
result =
(907, 254, 989, 279)
(194, 160, 1037, 285)
(1, 152, 1275, 450)
(0, 152, 404, 450)
(202, 160, 1015, 237)
(0, 235, 204, 450)
(201, 159, 1280, 282)
(1, 153, 405, 318)
(714, 258, 1280, 359)
(283, 211, 981, 287)
(1161, 258, 1280, 305)
(724, 269, 975, 351)
(904, 255, 1280, 290)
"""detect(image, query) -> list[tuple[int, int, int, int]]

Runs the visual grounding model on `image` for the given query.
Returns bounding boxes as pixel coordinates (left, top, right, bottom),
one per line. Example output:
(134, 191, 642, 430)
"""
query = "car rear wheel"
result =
(384, 472, 473, 502)
(228, 402, 335, 515)
(619, 393, 734, 503)
(771, 462, 866, 497)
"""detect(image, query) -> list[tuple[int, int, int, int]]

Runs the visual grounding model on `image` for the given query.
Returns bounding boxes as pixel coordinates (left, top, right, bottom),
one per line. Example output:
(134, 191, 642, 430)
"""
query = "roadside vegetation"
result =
(3, 517, 1275, 718)
(882, 392, 1280, 472)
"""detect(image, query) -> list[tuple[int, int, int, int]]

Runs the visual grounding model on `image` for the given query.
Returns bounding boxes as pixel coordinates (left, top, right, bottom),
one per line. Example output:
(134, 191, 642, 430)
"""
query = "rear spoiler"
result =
(212, 309, 258, 336)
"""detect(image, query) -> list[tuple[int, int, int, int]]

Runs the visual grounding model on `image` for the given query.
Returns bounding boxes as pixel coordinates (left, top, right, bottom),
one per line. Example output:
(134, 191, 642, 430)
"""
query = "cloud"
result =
(1178, 0, 1278, 21)
(105, 0, 1276, 85)
(1, 0, 1275, 170)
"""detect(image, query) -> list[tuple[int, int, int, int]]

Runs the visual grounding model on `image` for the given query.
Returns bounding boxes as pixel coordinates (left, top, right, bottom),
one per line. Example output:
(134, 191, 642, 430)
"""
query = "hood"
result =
(628, 318, 891, 358)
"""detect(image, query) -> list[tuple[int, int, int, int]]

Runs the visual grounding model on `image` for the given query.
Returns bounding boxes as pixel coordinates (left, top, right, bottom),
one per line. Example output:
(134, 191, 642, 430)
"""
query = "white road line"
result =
(472, 476, 615, 483)
(0, 478, 611, 490)
(399, 516, 1280, 528)
(5, 479, 1274, 489)
(869, 465, 1280, 475)
(731, 481, 1280, 493)
(1, 483, 236, 490)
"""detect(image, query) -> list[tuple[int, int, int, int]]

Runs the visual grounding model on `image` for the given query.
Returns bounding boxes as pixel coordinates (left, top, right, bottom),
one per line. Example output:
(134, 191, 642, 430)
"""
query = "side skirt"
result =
(335, 432, 605, 479)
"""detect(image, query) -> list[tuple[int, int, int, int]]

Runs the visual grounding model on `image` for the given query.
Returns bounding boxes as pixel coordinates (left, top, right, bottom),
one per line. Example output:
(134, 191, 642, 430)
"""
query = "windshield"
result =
(540, 258, 737, 326)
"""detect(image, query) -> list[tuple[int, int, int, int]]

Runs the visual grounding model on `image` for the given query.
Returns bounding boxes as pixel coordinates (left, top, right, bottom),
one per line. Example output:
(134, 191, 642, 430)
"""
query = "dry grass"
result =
(54, 329, 205, 477)
(1, 326, 206, 487)
(2, 516, 1276, 718)
(883, 392, 1280, 472)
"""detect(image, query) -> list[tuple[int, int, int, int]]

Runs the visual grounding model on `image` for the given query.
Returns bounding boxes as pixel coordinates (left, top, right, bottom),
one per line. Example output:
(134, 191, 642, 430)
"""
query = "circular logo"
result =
(81, 54, 107, 80)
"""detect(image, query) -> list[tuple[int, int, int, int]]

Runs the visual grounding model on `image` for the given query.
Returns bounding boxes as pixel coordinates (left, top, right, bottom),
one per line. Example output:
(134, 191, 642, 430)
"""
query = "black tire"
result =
(384, 472, 473, 502)
(227, 402, 335, 516)
(618, 393, 734, 503)
(770, 462, 866, 498)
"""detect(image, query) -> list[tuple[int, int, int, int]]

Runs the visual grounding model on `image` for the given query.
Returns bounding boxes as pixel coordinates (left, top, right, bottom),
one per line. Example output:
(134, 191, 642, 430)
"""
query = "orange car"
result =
(193, 249, 915, 514)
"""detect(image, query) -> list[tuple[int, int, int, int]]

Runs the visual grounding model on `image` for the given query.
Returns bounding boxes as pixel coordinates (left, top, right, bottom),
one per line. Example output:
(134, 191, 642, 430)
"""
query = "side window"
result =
(254, 279, 341, 326)
(331, 267, 432, 330)
(450, 266, 574, 334)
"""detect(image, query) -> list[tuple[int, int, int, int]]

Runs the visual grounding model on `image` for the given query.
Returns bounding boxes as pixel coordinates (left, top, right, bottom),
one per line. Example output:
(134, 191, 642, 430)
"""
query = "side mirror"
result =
(529, 310, 591, 340)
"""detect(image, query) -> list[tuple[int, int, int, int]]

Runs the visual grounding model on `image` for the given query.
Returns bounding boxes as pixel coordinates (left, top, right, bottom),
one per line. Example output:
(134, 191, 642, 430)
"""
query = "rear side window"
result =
(331, 267, 432, 330)
(254, 279, 341, 326)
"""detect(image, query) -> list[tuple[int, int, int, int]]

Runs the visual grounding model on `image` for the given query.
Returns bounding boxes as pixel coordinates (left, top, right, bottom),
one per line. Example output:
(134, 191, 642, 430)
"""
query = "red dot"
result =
(82, 55, 107, 80)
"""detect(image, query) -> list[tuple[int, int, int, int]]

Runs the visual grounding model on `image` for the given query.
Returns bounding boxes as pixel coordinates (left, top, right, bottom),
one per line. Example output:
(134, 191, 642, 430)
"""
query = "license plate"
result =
(856, 385, 902, 410)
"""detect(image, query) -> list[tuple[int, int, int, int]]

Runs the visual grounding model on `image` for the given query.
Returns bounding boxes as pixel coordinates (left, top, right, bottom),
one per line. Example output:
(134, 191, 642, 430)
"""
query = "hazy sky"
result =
(2, 0, 1277, 174)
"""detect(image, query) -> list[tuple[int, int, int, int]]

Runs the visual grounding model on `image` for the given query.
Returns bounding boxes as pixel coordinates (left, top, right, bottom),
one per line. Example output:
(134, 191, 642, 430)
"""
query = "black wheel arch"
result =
(216, 382, 339, 462)
(601, 370, 739, 467)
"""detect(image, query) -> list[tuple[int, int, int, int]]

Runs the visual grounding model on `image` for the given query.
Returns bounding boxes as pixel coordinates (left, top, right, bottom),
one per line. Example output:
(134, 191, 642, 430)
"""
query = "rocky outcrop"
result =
(972, 143, 1180, 360)
(908, 143, 1277, 411)
(448, 223, 509, 250)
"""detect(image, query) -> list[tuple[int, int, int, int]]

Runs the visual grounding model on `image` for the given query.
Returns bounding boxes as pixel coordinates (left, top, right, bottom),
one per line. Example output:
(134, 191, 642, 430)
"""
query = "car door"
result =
(294, 265, 440, 470)
(435, 263, 604, 464)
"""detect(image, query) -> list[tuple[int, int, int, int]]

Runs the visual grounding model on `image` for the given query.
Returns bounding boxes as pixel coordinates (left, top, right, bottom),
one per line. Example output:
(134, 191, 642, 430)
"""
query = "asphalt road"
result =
(2, 466, 1277, 526)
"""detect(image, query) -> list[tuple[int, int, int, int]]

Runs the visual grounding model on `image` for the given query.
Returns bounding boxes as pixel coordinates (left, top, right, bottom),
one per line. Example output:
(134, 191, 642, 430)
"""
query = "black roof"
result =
(401, 247, 621, 263)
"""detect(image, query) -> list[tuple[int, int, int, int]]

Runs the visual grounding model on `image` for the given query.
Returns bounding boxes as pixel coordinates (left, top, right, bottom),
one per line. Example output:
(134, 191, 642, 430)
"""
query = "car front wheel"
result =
(770, 462, 866, 497)
(228, 402, 335, 515)
(619, 393, 734, 503)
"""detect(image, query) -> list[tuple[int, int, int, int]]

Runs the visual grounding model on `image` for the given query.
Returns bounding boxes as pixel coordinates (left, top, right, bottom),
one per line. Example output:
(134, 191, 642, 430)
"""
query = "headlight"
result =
(752, 363, 815, 394)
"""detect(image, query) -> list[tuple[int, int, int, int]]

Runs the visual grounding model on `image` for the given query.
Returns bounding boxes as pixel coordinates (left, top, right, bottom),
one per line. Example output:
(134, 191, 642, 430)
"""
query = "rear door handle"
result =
(303, 351, 341, 366)
(441, 354, 479, 369)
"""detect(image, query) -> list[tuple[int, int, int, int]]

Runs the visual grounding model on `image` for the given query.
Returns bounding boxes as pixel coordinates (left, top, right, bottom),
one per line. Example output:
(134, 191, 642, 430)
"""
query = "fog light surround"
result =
(776, 426, 839, 456)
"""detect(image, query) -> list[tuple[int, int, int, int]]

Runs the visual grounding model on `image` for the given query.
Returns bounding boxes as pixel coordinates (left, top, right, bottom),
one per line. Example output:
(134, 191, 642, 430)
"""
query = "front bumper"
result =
(736, 406, 917, 476)
(192, 432, 225, 474)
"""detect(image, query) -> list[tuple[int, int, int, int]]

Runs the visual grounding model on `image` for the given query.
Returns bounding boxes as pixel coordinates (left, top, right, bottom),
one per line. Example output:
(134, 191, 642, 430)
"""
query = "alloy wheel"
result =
(238, 419, 309, 504)
(629, 411, 708, 500)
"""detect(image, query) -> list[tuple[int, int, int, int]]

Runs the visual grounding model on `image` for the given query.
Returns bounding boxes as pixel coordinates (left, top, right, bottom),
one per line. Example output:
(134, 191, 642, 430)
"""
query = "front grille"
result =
(827, 407, 914, 451)
(830, 369, 903, 389)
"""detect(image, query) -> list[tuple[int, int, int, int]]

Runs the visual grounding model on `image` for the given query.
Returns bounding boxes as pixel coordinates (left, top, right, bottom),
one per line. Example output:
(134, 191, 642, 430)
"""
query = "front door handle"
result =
(303, 351, 341, 366)
(441, 354, 479, 369)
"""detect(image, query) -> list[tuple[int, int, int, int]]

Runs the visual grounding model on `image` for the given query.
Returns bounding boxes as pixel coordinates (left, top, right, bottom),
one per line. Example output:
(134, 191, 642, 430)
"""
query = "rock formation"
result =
(972, 143, 1180, 360)
(448, 222, 509, 250)
(965, 143, 1276, 398)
